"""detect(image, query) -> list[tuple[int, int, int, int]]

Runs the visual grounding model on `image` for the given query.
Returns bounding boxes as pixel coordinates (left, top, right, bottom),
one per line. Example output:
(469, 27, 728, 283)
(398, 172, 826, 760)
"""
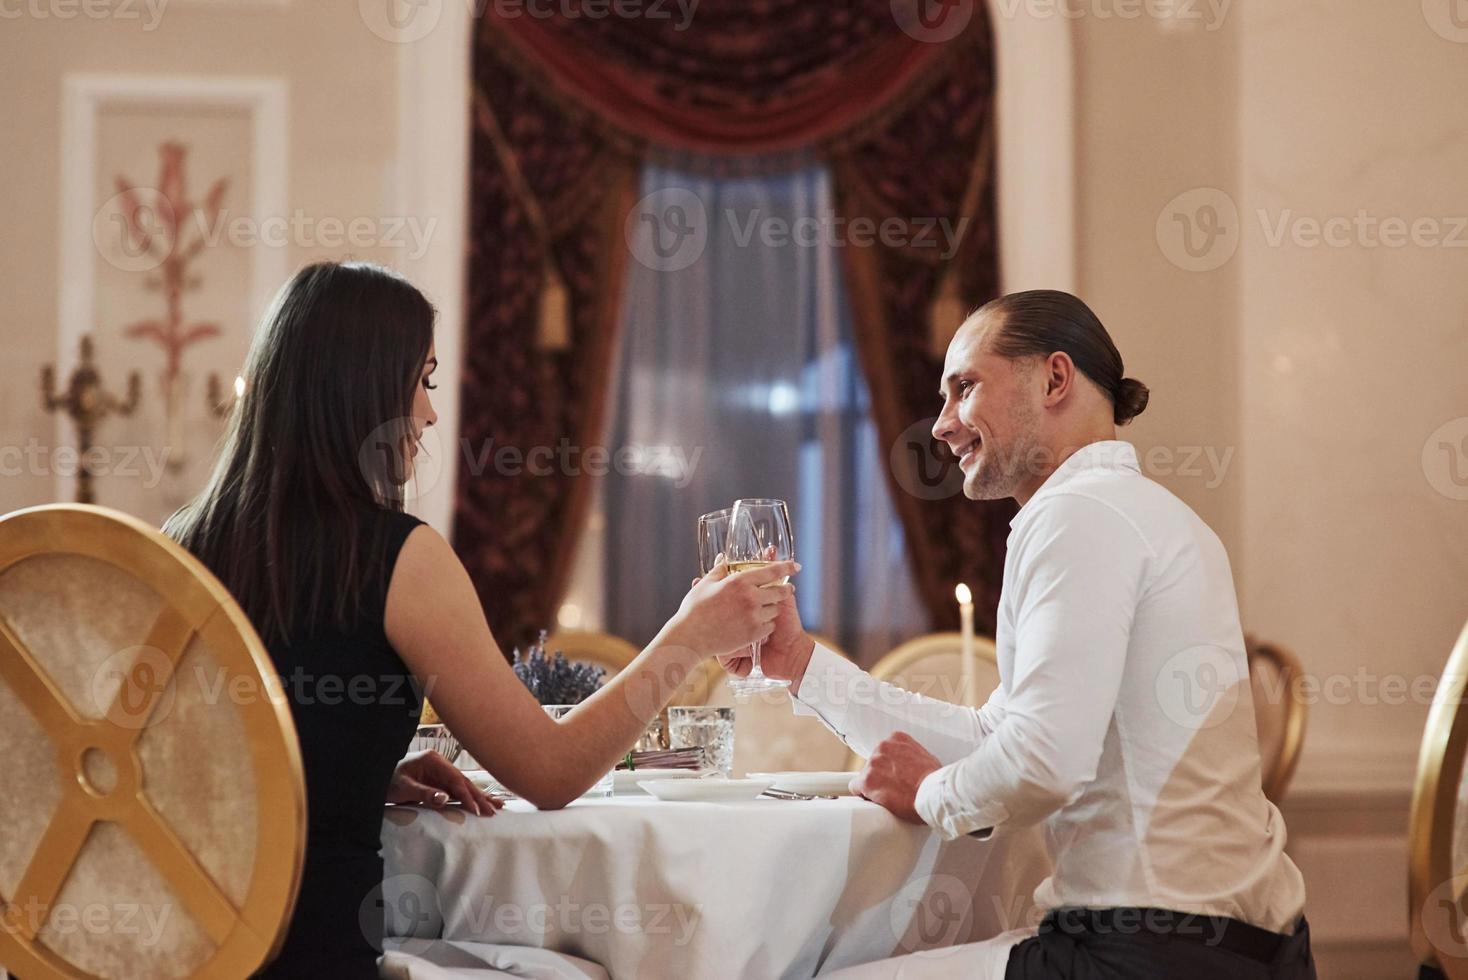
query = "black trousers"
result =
(1005, 907, 1317, 980)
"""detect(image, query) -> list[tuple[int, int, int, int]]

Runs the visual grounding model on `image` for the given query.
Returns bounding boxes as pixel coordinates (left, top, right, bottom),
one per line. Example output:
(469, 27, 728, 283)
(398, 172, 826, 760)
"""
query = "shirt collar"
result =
(1009, 440, 1140, 527)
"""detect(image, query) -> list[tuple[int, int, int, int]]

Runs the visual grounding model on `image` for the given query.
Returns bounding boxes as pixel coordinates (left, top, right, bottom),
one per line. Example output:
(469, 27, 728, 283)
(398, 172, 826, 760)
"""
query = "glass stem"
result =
(750, 640, 764, 676)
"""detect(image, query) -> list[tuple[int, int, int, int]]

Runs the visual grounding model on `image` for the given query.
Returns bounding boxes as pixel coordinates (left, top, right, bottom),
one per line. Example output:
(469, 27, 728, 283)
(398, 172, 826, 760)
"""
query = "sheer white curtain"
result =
(599, 159, 925, 666)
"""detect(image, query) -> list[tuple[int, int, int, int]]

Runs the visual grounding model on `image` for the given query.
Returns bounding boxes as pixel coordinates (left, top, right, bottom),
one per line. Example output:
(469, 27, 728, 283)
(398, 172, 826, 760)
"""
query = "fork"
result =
(760, 788, 838, 801)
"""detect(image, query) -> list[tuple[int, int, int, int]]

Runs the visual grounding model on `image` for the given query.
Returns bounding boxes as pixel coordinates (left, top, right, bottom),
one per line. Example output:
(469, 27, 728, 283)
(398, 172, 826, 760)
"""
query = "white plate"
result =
(612, 769, 702, 794)
(638, 777, 774, 803)
(748, 771, 858, 797)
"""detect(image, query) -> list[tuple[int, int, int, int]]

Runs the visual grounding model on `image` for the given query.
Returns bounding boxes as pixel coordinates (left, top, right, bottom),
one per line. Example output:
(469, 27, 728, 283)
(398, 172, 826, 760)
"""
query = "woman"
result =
(166, 261, 794, 977)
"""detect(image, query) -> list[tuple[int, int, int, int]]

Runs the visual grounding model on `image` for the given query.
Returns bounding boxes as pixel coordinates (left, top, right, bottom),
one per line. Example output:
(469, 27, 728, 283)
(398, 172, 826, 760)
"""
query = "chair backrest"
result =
(1410, 619, 1468, 979)
(869, 631, 1001, 707)
(701, 635, 856, 776)
(1245, 637, 1308, 804)
(0, 504, 306, 979)
(545, 631, 641, 677)
(845, 632, 1001, 769)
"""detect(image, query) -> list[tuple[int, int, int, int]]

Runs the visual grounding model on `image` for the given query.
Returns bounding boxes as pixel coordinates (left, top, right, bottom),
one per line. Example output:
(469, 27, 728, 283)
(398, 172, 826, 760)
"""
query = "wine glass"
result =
(723, 498, 795, 695)
(696, 508, 731, 579)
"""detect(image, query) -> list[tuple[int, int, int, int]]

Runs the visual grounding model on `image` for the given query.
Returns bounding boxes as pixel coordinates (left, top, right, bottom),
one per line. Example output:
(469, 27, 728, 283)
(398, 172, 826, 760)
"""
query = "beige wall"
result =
(0, 3, 405, 518)
(1237, 0, 1468, 789)
(1069, 3, 1467, 973)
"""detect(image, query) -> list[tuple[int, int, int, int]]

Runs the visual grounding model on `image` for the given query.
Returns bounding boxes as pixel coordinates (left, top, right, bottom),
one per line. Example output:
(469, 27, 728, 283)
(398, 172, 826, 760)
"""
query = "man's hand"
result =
(715, 573, 815, 686)
(850, 732, 942, 825)
(388, 749, 503, 817)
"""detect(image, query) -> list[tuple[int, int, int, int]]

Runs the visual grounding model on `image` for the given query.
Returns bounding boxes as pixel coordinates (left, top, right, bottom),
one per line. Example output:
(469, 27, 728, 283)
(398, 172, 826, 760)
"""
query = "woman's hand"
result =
(665, 557, 800, 659)
(387, 749, 504, 817)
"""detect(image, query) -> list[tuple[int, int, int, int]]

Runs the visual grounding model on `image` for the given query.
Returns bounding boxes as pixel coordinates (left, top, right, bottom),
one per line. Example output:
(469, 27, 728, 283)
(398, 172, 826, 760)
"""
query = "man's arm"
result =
(721, 593, 1007, 765)
(791, 642, 1008, 765)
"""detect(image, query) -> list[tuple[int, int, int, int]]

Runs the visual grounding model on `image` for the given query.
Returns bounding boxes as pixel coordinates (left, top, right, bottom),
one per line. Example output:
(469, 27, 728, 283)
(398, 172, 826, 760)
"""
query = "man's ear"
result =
(1043, 351, 1077, 407)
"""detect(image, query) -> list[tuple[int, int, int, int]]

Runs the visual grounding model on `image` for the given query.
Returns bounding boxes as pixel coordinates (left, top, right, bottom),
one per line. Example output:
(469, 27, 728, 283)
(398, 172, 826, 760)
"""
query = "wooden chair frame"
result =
(0, 505, 306, 979)
(1409, 619, 1468, 978)
(1248, 639, 1308, 804)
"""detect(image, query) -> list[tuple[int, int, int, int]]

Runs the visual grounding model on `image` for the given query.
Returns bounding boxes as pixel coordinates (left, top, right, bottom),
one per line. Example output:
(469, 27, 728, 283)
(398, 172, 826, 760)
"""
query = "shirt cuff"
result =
(915, 762, 1007, 841)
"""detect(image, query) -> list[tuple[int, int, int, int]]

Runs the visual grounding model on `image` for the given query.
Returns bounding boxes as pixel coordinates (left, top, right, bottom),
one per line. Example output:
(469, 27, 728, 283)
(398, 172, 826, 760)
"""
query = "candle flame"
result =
(233, 376, 246, 400)
(954, 583, 972, 604)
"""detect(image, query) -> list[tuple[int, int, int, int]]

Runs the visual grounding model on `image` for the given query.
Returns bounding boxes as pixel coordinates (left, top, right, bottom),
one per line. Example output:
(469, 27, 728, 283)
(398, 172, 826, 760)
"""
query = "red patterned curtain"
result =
(456, 0, 1012, 648)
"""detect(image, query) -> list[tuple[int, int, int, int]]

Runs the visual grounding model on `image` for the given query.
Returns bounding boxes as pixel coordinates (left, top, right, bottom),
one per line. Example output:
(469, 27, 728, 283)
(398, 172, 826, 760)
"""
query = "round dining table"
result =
(378, 793, 1051, 979)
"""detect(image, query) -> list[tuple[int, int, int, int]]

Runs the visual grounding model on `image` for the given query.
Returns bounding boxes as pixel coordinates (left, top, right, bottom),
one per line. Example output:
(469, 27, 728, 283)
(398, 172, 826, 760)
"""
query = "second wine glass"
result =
(723, 498, 794, 695)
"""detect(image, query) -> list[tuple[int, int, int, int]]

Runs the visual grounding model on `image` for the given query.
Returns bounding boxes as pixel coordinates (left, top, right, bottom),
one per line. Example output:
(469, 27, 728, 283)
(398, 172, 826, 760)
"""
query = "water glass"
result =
(668, 706, 735, 776)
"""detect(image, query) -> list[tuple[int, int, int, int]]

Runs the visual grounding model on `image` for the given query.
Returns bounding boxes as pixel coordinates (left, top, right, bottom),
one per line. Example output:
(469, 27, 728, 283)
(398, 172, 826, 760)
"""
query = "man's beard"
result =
(963, 401, 1041, 501)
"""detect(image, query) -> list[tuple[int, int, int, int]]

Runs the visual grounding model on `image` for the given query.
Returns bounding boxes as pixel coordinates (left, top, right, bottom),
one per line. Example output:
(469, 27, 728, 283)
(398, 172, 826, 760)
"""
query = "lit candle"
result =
(955, 583, 975, 706)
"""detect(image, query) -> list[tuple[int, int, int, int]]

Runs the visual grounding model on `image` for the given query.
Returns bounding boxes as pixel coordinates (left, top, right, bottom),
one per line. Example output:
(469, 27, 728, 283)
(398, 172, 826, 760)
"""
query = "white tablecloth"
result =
(380, 796, 1051, 980)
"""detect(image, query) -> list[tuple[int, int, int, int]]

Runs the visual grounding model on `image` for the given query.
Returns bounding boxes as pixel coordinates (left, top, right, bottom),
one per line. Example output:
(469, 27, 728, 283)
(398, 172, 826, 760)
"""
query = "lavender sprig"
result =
(512, 630, 606, 706)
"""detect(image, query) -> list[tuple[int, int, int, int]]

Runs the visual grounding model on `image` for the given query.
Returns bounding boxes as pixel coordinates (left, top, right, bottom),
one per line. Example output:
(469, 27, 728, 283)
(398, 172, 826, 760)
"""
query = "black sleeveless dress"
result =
(254, 508, 425, 978)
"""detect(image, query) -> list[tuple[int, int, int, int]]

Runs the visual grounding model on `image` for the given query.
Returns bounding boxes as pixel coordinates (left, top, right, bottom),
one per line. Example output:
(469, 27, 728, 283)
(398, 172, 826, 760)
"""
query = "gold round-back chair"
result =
(845, 631, 1001, 769)
(1409, 619, 1468, 979)
(0, 505, 306, 979)
(1246, 637, 1308, 804)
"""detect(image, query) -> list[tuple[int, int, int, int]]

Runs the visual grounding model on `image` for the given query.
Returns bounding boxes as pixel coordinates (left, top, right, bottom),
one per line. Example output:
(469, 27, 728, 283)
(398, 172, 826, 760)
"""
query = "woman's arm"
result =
(385, 525, 796, 810)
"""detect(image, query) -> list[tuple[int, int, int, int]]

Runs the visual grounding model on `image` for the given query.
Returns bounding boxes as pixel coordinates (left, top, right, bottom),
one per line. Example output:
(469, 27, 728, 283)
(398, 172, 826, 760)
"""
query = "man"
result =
(722, 290, 1314, 979)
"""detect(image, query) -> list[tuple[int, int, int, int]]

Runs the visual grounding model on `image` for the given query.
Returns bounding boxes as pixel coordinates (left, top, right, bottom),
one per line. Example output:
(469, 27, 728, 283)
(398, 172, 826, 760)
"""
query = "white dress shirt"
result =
(792, 441, 1307, 933)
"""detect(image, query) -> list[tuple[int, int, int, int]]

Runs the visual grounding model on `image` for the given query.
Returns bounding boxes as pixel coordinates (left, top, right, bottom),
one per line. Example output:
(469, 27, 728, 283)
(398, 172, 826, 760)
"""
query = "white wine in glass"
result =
(724, 498, 795, 695)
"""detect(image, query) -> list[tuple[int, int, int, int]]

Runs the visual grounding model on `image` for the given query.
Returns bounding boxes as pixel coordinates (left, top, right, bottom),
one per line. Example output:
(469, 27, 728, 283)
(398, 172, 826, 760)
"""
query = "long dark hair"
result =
(166, 261, 436, 644)
(976, 289, 1150, 425)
